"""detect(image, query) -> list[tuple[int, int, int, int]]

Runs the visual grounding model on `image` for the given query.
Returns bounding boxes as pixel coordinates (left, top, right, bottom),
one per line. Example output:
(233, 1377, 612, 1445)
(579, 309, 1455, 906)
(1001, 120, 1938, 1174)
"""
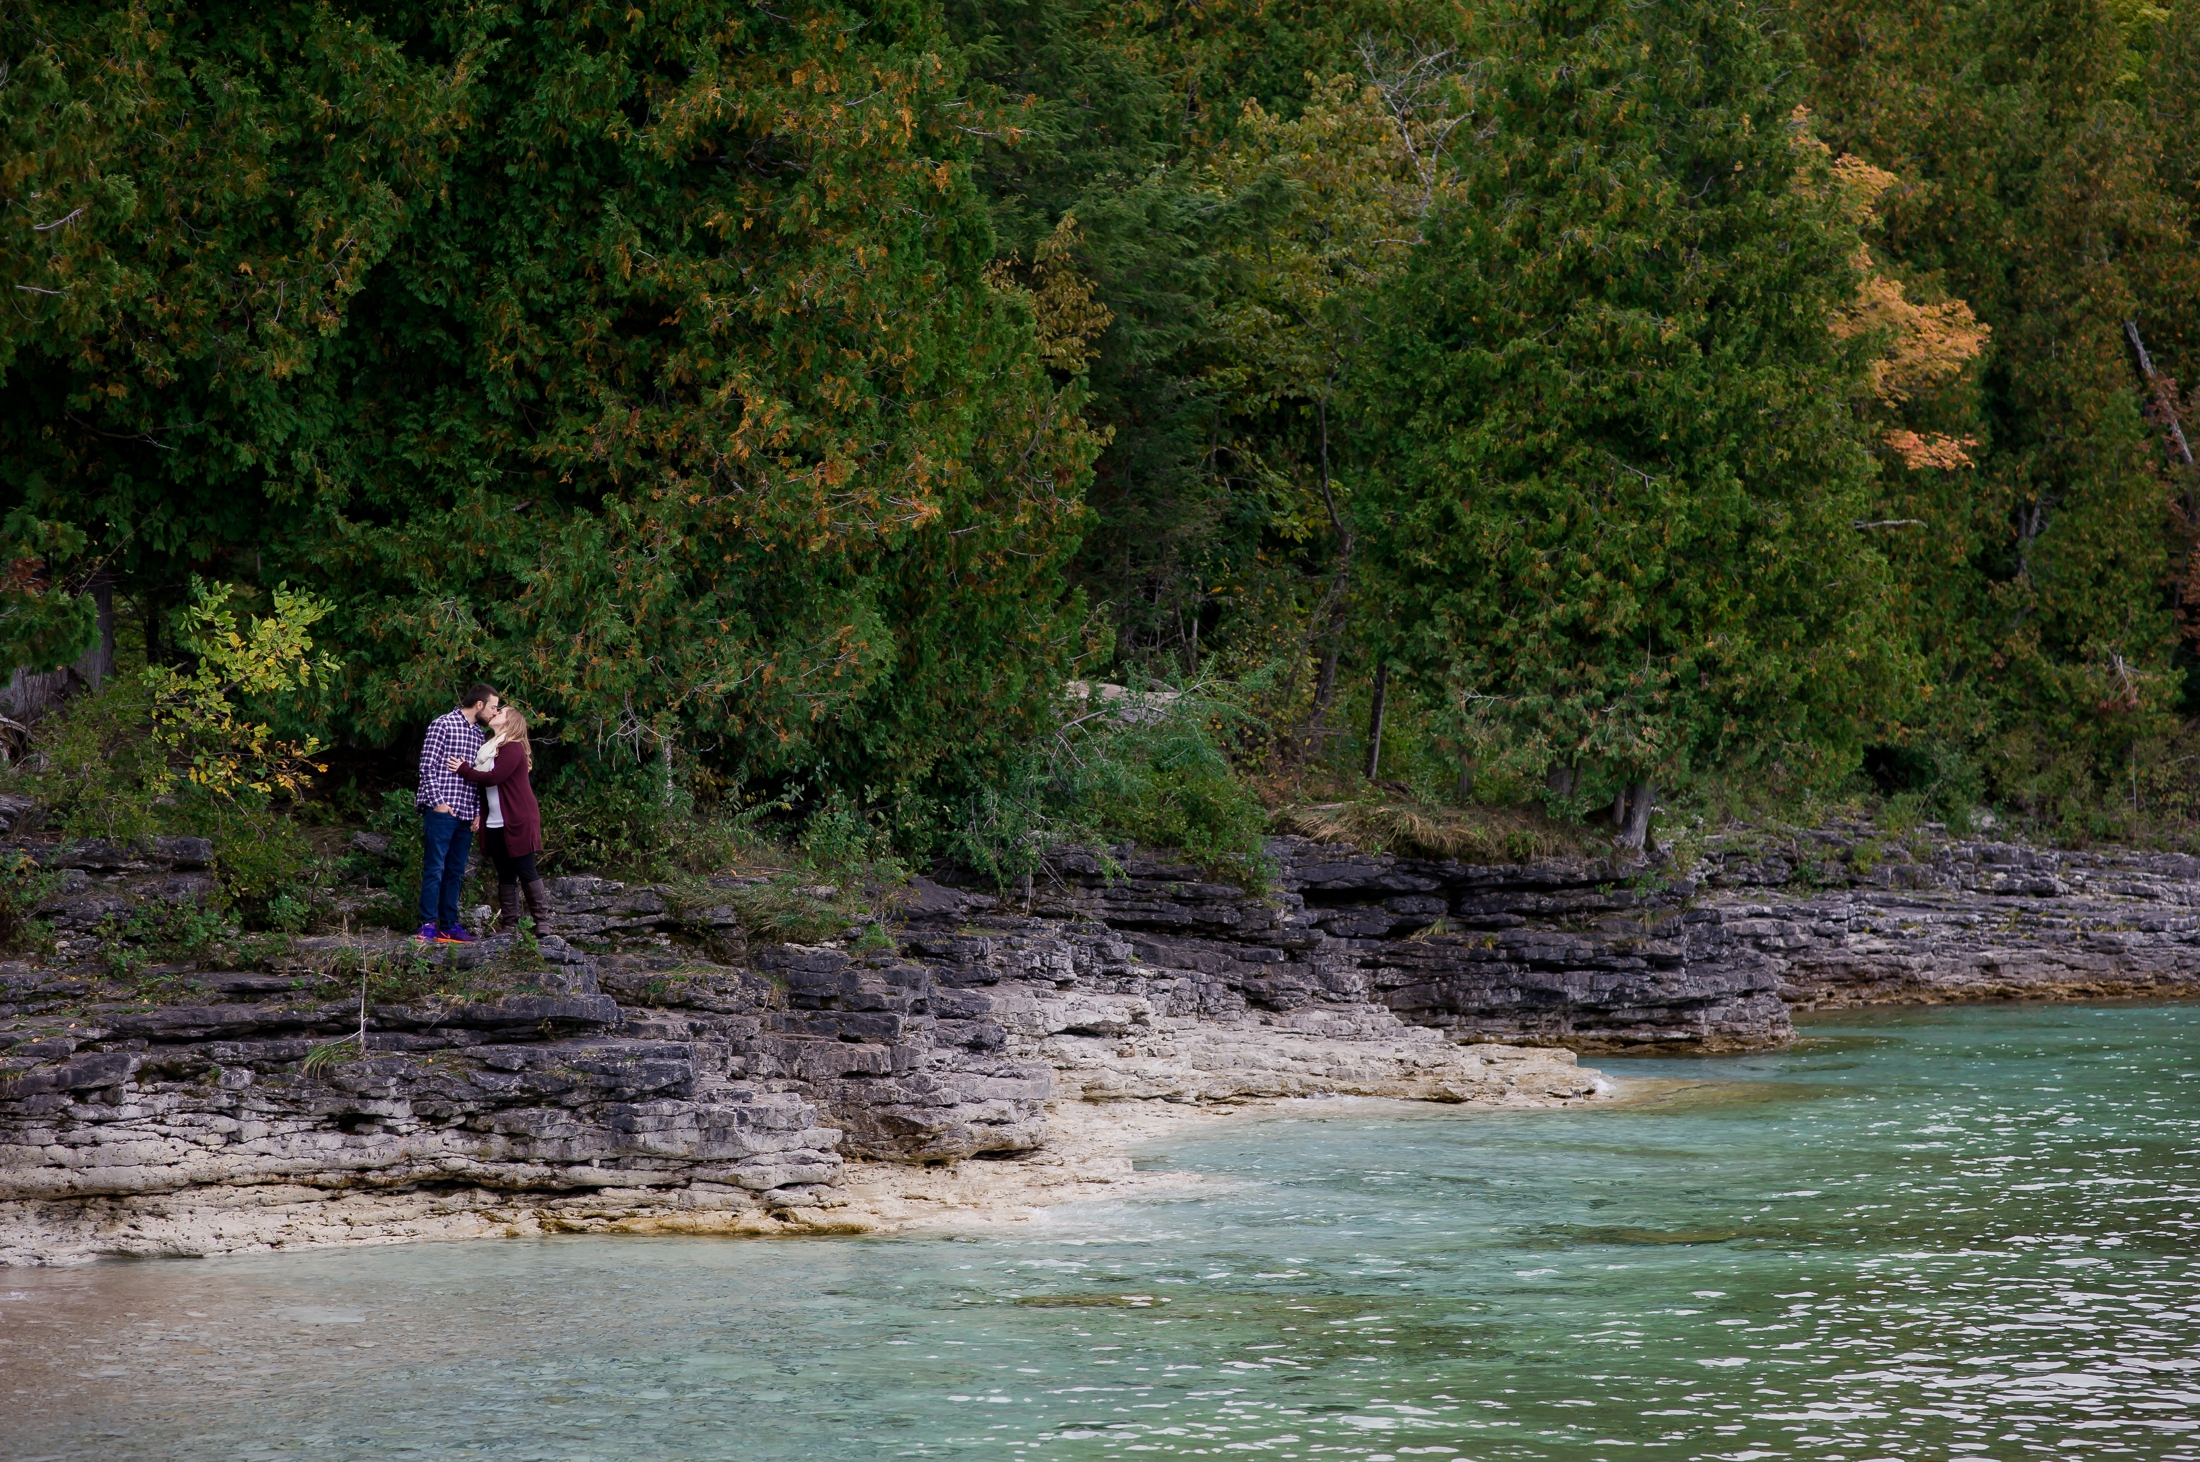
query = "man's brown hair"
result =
(460, 682, 498, 710)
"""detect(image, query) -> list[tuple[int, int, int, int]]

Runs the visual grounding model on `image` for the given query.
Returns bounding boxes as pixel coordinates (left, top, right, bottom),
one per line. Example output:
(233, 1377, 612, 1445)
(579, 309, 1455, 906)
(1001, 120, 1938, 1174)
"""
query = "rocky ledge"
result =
(1244, 826, 2200, 1048)
(0, 851, 1607, 1264)
(6, 821, 2196, 1264)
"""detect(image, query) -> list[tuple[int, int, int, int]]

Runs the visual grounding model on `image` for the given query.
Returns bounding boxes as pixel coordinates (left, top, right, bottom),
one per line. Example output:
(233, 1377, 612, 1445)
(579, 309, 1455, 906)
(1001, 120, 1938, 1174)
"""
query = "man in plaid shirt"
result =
(415, 683, 499, 942)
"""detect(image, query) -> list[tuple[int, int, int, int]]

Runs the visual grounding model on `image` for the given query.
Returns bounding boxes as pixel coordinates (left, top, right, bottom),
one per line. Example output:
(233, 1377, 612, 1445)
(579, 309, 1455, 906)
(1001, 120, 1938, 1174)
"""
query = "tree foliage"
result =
(1796, 0, 2197, 805)
(1354, 0, 1910, 833)
(143, 579, 332, 798)
(3, 0, 2196, 847)
(4, 0, 1097, 806)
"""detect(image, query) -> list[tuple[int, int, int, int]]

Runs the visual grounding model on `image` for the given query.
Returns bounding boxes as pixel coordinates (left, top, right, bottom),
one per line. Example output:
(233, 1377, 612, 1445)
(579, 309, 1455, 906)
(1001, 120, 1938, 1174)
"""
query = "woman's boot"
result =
(522, 879, 554, 929)
(498, 882, 524, 933)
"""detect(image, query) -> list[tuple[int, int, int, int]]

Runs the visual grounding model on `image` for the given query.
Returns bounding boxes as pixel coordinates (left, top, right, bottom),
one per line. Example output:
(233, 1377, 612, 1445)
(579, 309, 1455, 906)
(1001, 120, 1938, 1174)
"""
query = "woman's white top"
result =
(476, 740, 504, 829)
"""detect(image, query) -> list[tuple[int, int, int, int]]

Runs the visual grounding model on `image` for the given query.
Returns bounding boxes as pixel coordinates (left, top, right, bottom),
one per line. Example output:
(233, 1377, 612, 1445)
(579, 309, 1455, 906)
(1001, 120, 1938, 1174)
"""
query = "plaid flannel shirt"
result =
(416, 708, 486, 818)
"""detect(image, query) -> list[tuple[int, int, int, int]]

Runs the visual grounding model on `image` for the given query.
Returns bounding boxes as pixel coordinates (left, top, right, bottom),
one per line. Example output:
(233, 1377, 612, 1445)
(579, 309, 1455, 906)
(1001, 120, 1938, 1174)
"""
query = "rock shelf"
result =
(5, 824, 2196, 1264)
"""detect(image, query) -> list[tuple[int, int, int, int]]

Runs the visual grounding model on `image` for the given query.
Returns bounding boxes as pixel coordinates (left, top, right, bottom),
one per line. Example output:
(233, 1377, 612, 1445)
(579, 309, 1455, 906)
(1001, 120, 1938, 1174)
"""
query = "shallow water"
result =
(6, 1001, 2199, 1461)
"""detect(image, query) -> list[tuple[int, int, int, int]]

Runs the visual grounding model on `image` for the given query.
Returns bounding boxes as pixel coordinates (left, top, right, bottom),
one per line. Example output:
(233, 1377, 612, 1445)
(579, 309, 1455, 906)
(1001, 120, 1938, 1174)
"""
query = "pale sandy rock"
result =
(12, 821, 2186, 1267)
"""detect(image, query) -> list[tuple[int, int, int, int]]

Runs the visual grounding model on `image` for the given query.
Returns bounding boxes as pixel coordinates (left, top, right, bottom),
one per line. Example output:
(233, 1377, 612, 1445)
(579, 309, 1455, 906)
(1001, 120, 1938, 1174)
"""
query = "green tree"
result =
(1198, 63, 1464, 758)
(3, 0, 1099, 808)
(1359, 0, 1907, 850)
(143, 579, 332, 799)
(1, 0, 468, 610)
(0, 514, 98, 676)
(1797, 0, 2196, 817)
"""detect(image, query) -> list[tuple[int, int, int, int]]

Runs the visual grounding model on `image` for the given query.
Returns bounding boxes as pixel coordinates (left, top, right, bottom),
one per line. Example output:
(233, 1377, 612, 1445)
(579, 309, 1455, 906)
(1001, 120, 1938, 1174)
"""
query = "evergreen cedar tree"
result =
(1355, 0, 1907, 836)
(4, 0, 2197, 821)
(2, 0, 1099, 799)
(1794, 0, 2200, 785)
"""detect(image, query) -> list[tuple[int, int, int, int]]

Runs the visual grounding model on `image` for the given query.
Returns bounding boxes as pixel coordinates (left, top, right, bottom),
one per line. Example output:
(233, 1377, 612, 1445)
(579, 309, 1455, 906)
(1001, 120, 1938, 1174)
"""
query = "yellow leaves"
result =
(1798, 116, 1989, 467)
(1830, 154, 1899, 228)
(983, 214, 1114, 373)
(1791, 107, 1898, 227)
(141, 580, 336, 801)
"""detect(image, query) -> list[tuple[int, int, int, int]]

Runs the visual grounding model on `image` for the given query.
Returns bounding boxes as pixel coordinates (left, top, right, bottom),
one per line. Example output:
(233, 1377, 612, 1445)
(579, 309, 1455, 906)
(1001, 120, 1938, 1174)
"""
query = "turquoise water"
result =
(5, 1002, 2198, 1461)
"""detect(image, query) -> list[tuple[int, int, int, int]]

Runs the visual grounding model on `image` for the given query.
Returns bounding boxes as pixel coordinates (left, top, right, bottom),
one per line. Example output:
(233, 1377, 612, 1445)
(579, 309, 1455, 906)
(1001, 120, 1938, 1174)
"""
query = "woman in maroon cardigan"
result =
(446, 706, 550, 931)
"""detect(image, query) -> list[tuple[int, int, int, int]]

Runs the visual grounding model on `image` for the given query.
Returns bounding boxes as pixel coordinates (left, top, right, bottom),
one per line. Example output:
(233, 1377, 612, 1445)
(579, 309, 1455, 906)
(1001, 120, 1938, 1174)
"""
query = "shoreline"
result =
(19, 991, 2200, 1268)
(0, 1058, 1616, 1265)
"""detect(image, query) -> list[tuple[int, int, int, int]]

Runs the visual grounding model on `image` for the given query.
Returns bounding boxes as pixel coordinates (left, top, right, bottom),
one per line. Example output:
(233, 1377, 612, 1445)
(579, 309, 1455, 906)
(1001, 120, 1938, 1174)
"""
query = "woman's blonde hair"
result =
(488, 705, 532, 768)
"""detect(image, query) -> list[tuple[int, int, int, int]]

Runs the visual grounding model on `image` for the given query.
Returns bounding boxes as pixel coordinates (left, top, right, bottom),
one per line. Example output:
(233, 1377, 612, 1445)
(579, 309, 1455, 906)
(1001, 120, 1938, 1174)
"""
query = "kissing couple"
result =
(414, 682, 550, 943)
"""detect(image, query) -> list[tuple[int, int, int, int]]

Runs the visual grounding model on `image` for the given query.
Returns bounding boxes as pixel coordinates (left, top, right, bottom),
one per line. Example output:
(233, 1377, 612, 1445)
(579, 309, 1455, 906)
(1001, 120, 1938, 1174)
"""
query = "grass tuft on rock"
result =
(1273, 800, 1589, 864)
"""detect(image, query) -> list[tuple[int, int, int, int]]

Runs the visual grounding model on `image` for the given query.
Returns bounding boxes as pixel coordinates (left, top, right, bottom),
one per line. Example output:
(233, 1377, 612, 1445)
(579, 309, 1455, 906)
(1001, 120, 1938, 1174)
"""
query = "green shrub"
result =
(262, 893, 318, 935)
(0, 853, 58, 956)
(943, 680, 1275, 890)
(536, 764, 674, 877)
(211, 807, 329, 931)
(94, 898, 233, 976)
(9, 677, 170, 842)
(5, 676, 341, 929)
(367, 789, 427, 917)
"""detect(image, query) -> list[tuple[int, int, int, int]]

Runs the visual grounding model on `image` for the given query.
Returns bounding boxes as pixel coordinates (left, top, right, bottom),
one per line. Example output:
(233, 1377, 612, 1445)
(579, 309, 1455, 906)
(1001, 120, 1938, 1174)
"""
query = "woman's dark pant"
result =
(484, 827, 538, 885)
(418, 810, 473, 930)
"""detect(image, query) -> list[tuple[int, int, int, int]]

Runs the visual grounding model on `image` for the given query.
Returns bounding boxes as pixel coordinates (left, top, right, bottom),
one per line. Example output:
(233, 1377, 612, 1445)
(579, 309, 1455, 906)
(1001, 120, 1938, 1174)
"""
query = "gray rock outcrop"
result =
(12, 835, 219, 935)
(1011, 830, 2200, 1052)
(8, 818, 2198, 1264)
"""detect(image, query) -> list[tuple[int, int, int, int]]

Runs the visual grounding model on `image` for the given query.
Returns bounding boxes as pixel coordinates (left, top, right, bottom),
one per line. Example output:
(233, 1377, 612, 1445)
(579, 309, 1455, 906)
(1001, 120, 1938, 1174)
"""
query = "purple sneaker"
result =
(415, 922, 439, 943)
(438, 924, 478, 945)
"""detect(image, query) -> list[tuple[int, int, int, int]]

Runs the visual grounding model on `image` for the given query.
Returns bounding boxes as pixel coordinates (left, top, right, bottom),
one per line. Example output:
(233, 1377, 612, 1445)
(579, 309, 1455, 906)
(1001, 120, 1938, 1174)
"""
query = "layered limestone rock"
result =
(987, 842, 1790, 1053)
(0, 887, 1603, 1263)
(13, 835, 220, 937)
(0, 949, 849, 1264)
(1690, 830, 2200, 1007)
(9, 818, 2194, 1264)
(997, 830, 2200, 1051)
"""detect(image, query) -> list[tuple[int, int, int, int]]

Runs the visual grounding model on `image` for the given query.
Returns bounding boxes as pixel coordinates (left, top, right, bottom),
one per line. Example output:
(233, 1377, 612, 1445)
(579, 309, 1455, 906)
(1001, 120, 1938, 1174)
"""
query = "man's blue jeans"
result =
(419, 810, 474, 931)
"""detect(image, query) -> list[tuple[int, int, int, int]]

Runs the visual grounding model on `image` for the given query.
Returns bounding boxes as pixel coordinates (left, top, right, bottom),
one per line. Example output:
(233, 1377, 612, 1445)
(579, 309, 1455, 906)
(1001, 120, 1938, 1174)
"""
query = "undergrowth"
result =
(0, 853, 58, 957)
(1271, 800, 1588, 864)
(6, 677, 345, 931)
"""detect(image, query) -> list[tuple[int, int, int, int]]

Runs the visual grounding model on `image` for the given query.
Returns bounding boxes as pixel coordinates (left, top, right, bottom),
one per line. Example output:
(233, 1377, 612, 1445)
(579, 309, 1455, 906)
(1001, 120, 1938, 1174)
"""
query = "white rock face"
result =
(0, 862, 1610, 1265)
(19, 821, 2197, 1266)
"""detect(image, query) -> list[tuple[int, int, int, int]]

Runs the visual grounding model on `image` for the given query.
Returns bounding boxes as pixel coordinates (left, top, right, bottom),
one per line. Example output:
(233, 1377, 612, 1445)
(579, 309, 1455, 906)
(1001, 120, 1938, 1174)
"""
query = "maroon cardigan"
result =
(457, 744, 542, 859)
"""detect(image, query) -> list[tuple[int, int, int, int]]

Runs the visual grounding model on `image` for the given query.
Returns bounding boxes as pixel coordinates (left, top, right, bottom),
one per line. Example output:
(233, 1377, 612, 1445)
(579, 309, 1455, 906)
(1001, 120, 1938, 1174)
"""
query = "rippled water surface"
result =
(6, 1002, 2199, 1461)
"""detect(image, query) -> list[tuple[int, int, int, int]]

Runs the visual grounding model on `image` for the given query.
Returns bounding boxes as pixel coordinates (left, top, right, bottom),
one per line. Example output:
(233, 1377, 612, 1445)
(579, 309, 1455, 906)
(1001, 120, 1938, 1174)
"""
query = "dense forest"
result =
(4, 0, 2198, 881)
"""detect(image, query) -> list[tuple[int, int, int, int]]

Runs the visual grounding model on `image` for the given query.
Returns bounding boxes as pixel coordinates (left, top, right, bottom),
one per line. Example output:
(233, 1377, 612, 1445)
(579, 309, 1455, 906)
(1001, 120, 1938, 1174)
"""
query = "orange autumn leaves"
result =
(1799, 112, 1990, 471)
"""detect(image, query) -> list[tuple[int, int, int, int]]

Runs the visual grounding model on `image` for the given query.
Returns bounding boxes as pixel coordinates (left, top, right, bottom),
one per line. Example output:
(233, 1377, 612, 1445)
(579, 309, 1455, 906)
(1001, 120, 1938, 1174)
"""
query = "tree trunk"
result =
(1363, 664, 1388, 782)
(0, 668, 67, 723)
(2127, 320, 2195, 466)
(79, 578, 115, 692)
(1297, 385, 1355, 767)
(1545, 761, 1576, 801)
(1615, 778, 1655, 856)
(1, 579, 114, 721)
(1308, 641, 1340, 746)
